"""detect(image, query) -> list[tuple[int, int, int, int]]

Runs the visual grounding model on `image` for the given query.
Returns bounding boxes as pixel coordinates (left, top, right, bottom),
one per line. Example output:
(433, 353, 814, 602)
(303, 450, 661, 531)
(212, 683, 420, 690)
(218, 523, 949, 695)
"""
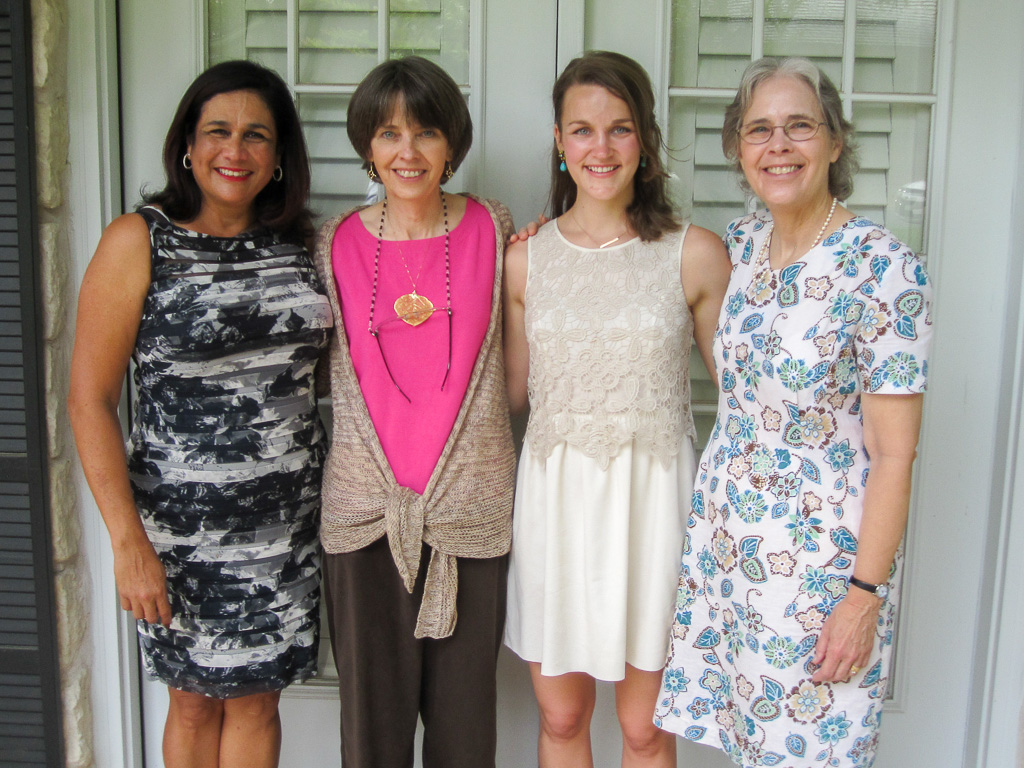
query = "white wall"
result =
(907, 1, 1024, 766)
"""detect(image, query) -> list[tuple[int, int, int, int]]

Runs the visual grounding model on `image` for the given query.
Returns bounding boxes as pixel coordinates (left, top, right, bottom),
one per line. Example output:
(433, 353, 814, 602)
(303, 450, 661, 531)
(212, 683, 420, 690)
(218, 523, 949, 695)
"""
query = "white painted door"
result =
(117, 2, 557, 766)
(566, 3, 960, 767)
(118, 2, 955, 767)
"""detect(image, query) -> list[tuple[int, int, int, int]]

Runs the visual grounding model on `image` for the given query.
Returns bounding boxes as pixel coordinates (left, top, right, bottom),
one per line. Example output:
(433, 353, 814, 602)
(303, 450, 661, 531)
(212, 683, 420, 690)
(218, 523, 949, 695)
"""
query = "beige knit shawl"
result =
(313, 195, 516, 639)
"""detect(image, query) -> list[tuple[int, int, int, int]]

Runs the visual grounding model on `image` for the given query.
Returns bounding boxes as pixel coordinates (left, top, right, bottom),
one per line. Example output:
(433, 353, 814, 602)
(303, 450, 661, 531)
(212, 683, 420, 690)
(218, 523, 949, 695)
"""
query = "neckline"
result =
(358, 196, 473, 243)
(758, 212, 851, 273)
(553, 218, 640, 251)
(144, 206, 261, 239)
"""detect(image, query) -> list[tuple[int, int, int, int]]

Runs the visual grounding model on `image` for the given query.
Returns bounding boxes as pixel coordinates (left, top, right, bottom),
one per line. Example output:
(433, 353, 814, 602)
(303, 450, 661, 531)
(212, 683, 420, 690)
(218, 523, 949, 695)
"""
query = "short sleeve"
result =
(854, 242, 933, 394)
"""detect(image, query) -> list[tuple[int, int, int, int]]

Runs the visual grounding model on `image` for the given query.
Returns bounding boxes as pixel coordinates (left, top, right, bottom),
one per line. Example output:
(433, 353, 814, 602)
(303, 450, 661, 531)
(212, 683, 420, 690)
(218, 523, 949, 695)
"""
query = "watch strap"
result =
(848, 575, 885, 596)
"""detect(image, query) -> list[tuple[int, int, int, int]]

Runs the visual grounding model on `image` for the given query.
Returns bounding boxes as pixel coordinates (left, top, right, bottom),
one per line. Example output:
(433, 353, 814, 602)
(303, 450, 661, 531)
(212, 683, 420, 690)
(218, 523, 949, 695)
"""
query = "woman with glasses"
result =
(655, 57, 933, 768)
(312, 56, 515, 767)
(503, 51, 730, 766)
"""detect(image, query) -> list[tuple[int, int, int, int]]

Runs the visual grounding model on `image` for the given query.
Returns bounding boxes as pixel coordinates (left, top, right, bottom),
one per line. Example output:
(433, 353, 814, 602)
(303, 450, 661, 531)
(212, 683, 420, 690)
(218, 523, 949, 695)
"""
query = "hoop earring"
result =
(273, 166, 283, 182)
(182, 153, 192, 170)
(558, 150, 566, 172)
(367, 163, 378, 181)
(443, 162, 454, 181)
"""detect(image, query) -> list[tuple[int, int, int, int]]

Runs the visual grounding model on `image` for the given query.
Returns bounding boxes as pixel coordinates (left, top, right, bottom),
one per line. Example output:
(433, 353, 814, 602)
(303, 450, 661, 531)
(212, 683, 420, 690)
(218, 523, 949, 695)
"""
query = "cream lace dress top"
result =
(504, 219, 698, 680)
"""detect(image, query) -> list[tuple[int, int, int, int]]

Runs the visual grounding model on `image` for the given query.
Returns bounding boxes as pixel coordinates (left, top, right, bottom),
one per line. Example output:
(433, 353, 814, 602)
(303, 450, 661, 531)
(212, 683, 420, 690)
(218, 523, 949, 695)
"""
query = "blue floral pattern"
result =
(656, 212, 932, 766)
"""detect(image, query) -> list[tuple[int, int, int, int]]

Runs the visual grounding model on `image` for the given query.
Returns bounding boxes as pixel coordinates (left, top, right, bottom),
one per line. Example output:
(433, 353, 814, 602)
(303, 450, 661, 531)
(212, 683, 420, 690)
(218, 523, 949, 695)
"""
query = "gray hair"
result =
(721, 57, 858, 201)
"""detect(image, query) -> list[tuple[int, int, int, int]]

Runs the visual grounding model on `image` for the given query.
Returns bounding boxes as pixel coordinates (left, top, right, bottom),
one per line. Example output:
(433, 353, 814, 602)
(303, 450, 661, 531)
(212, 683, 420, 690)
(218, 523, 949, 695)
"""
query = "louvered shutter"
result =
(0, 2, 63, 766)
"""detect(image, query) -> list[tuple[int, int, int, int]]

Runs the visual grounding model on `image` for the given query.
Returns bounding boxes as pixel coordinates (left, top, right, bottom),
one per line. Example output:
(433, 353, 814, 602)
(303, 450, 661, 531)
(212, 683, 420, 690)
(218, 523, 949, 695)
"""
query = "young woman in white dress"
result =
(503, 51, 731, 767)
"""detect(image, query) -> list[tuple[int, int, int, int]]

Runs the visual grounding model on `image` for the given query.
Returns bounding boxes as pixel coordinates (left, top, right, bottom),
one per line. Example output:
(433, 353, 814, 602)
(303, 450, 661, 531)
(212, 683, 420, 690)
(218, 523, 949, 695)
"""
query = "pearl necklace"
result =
(759, 196, 839, 265)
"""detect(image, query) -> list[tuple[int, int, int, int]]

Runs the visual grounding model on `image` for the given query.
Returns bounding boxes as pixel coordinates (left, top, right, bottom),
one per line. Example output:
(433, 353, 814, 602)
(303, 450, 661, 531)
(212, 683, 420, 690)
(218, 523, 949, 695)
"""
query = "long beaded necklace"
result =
(758, 196, 838, 266)
(368, 191, 450, 329)
(367, 190, 453, 402)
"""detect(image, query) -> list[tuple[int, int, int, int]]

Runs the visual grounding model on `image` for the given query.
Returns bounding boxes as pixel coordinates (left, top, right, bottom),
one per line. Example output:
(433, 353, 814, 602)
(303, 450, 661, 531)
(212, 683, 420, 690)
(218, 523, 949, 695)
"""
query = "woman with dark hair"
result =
(68, 60, 331, 768)
(655, 57, 933, 768)
(313, 55, 515, 767)
(503, 51, 730, 766)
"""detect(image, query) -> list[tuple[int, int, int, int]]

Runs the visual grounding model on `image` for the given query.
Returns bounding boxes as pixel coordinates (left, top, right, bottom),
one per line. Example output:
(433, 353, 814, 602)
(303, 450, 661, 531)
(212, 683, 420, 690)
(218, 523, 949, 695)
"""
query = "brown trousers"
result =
(323, 538, 508, 768)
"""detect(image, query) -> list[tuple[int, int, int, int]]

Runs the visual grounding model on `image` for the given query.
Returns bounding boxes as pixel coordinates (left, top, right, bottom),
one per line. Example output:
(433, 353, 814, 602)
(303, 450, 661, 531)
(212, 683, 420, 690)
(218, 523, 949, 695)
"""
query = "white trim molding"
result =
(66, 0, 142, 766)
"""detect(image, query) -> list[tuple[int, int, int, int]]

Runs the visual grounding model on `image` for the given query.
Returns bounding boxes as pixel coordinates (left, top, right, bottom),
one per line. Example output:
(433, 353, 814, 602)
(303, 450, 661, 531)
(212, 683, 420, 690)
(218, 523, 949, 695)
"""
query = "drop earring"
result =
(367, 163, 378, 181)
(558, 150, 566, 172)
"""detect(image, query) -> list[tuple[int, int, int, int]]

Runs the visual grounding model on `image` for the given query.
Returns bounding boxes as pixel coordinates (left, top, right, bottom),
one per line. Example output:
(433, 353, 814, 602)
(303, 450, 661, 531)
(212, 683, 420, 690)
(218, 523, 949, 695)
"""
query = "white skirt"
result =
(504, 438, 696, 681)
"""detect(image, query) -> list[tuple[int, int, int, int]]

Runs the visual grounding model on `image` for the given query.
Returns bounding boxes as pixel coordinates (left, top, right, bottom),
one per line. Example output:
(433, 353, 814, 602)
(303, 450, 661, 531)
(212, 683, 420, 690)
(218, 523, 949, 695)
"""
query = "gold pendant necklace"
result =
(370, 192, 450, 327)
(393, 239, 435, 326)
(569, 207, 628, 248)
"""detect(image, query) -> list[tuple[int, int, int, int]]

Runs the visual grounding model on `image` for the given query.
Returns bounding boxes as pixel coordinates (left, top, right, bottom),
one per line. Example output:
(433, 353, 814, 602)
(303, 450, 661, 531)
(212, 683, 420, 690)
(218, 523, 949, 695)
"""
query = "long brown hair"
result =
(549, 51, 679, 242)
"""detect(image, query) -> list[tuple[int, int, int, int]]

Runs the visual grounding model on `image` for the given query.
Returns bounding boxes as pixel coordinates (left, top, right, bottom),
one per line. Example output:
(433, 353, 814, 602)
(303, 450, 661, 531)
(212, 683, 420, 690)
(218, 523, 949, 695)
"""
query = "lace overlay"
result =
(524, 221, 696, 469)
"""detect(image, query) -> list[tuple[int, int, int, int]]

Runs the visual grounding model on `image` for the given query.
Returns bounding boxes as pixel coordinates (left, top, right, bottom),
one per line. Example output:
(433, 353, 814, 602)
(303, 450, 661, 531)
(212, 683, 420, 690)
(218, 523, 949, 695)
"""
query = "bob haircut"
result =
(549, 51, 679, 243)
(143, 60, 313, 242)
(722, 57, 859, 201)
(347, 56, 472, 180)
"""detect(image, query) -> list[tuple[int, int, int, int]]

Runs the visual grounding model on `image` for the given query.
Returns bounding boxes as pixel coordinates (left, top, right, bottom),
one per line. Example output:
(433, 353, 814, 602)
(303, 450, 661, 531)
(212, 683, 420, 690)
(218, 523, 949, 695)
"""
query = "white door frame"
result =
(65, 0, 143, 766)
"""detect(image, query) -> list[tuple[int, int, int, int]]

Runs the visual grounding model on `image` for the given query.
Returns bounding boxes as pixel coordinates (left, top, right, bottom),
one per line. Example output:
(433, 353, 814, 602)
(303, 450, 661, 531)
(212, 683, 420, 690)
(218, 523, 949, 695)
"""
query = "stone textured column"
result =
(31, 0, 93, 766)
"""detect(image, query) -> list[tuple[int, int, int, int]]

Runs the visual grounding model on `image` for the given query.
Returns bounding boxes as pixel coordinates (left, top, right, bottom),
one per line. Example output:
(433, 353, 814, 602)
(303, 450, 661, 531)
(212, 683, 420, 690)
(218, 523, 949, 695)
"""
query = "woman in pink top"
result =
(312, 56, 517, 768)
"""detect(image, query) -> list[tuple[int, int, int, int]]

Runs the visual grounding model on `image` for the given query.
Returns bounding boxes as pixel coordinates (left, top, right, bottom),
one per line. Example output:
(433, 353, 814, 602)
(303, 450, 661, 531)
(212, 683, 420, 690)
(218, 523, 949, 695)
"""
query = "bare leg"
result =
(615, 665, 675, 768)
(530, 662, 597, 768)
(220, 690, 283, 768)
(164, 688, 224, 768)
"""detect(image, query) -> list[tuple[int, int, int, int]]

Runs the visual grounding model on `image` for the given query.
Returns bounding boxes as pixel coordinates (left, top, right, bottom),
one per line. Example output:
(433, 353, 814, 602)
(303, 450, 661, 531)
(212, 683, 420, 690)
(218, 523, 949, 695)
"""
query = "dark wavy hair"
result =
(549, 51, 679, 242)
(143, 60, 313, 242)
(721, 57, 859, 201)
(347, 56, 472, 181)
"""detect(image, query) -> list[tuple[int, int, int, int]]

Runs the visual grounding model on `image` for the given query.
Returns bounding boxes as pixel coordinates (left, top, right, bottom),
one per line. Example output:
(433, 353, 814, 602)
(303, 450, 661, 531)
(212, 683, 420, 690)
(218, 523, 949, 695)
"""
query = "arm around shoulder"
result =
(681, 224, 731, 375)
(502, 238, 530, 415)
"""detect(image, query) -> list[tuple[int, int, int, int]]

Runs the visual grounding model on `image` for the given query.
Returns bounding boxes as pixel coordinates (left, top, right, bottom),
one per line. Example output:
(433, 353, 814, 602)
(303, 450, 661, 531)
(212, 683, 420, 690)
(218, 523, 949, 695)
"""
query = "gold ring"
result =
(850, 666, 861, 675)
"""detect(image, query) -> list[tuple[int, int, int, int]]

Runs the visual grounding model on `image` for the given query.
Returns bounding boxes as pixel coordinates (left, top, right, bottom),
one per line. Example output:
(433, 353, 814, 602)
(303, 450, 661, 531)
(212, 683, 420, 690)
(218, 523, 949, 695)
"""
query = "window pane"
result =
(208, 0, 470, 86)
(208, 0, 248, 62)
(667, 97, 744, 235)
(850, 102, 931, 254)
(298, 94, 371, 221)
(299, 2, 379, 85)
(391, 0, 470, 85)
(670, 0, 754, 89)
(855, 0, 936, 93)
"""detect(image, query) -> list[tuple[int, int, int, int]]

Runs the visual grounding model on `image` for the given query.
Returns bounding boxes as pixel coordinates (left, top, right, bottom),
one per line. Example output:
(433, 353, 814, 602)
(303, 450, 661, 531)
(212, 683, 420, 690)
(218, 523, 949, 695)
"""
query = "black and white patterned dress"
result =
(127, 206, 332, 698)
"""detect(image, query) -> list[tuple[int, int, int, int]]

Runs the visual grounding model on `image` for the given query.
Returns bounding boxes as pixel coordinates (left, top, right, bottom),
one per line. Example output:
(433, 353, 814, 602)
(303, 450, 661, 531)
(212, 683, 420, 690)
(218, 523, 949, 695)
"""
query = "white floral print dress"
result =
(655, 211, 933, 768)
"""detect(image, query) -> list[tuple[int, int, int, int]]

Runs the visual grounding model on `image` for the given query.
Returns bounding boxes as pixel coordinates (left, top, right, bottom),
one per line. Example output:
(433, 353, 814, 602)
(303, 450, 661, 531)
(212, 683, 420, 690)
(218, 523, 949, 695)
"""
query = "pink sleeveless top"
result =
(332, 198, 496, 494)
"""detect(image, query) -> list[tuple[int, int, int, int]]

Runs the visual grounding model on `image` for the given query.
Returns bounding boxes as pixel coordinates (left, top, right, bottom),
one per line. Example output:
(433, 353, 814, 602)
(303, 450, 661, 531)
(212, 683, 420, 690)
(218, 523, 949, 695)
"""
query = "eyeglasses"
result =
(369, 306, 452, 403)
(738, 119, 826, 145)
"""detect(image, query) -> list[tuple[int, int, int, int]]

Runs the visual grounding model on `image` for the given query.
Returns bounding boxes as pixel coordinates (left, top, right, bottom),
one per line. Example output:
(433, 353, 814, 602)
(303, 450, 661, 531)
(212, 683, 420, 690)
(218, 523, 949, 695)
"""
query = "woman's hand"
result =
(810, 588, 881, 683)
(112, 531, 173, 626)
(807, 393, 923, 684)
(508, 214, 549, 244)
